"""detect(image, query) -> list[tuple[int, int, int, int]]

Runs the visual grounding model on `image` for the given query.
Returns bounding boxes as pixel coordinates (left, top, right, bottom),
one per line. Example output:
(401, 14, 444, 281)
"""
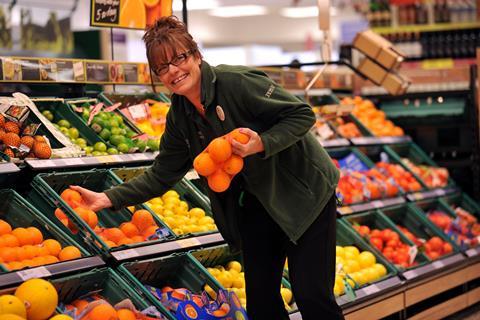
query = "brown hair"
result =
(143, 16, 202, 69)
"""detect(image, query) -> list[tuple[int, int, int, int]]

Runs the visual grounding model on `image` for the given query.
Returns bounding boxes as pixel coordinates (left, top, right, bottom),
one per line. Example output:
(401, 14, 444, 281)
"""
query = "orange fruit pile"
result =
(341, 96, 404, 137)
(64, 294, 139, 320)
(56, 188, 159, 248)
(0, 219, 82, 271)
(0, 116, 52, 160)
(193, 129, 249, 193)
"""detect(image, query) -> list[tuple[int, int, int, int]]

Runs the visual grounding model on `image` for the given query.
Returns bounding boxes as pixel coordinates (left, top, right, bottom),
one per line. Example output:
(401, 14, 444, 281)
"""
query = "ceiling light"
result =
(172, 0, 219, 11)
(209, 5, 268, 18)
(280, 6, 337, 18)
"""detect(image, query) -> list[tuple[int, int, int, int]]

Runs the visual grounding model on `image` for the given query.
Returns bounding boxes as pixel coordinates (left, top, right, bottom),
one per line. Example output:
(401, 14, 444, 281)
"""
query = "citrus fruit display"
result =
(55, 188, 161, 248)
(0, 217, 82, 271)
(204, 260, 294, 311)
(401, 158, 449, 189)
(396, 226, 453, 260)
(334, 245, 388, 296)
(0, 116, 51, 160)
(144, 189, 217, 235)
(341, 96, 404, 137)
(428, 208, 480, 248)
(193, 129, 249, 193)
(123, 100, 170, 139)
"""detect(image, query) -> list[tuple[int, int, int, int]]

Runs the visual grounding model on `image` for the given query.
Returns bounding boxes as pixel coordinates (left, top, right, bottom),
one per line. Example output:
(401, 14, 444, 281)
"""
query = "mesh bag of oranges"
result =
(193, 129, 249, 193)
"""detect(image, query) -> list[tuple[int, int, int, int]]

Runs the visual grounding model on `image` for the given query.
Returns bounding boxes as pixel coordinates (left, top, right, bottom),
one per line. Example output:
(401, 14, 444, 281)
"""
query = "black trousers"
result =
(239, 191, 344, 320)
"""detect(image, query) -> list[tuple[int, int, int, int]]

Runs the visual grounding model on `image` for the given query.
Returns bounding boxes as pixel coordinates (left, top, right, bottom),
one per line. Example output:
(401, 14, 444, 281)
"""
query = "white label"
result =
(185, 170, 200, 180)
(466, 248, 479, 257)
(177, 238, 201, 248)
(38, 160, 56, 167)
(128, 104, 148, 120)
(432, 260, 445, 269)
(362, 284, 380, 295)
(371, 200, 384, 209)
(409, 246, 418, 265)
(114, 249, 139, 260)
(73, 61, 84, 78)
(17, 266, 51, 281)
(66, 158, 84, 165)
(434, 189, 446, 196)
(130, 153, 149, 161)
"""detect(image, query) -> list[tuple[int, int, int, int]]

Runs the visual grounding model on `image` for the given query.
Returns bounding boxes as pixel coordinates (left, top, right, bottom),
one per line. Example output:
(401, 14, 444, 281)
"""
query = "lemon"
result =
(162, 190, 179, 200)
(280, 288, 293, 304)
(343, 260, 360, 273)
(344, 246, 360, 257)
(0, 295, 27, 318)
(14, 278, 58, 320)
(372, 263, 387, 278)
(336, 246, 345, 258)
(189, 208, 206, 219)
(358, 251, 376, 268)
(227, 261, 242, 273)
(0, 314, 25, 320)
(49, 316, 73, 320)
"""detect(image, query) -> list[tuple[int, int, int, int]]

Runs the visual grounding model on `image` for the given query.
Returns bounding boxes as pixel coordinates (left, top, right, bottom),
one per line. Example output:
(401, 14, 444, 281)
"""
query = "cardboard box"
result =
(358, 57, 388, 85)
(381, 73, 410, 95)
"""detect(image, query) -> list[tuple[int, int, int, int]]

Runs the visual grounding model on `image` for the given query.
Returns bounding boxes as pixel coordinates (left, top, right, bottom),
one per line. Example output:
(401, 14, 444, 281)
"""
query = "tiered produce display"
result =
(0, 89, 479, 320)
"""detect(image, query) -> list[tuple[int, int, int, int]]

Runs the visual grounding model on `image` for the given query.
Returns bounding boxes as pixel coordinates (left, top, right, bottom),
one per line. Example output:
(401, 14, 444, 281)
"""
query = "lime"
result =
(68, 127, 79, 139)
(94, 142, 107, 152)
(117, 143, 129, 153)
(60, 127, 69, 136)
(135, 140, 147, 152)
(75, 138, 87, 148)
(42, 110, 54, 121)
(99, 112, 110, 120)
(81, 110, 90, 121)
(57, 120, 71, 128)
(111, 128, 122, 135)
(92, 151, 103, 156)
(53, 124, 60, 129)
(99, 129, 111, 140)
(109, 119, 120, 128)
(113, 114, 124, 125)
(126, 130, 136, 139)
(107, 148, 119, 155)
(109, 135, 125, 146)
(84, 146, 93, 154)
(147, 139, 160, 151)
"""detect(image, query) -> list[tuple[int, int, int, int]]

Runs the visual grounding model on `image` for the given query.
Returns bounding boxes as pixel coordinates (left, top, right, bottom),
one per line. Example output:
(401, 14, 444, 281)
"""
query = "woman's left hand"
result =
(229, 128, 264, 158)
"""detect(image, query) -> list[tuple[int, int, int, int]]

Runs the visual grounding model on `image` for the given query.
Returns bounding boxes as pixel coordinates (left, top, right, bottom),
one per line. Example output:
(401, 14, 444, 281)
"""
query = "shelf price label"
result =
(177, 238, 201, 249)
(362, 284, 380, 295)
(17, 266, 51, 281)
(114, 249, 139, 260)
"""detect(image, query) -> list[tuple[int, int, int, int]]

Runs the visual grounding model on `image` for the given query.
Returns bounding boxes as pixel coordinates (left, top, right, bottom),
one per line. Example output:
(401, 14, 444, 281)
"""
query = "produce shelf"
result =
(350, 135, 412, 146)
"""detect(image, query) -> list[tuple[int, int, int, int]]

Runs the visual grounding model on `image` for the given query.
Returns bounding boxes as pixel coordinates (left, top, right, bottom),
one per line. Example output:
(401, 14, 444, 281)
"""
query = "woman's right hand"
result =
(69, 185, 113, 212)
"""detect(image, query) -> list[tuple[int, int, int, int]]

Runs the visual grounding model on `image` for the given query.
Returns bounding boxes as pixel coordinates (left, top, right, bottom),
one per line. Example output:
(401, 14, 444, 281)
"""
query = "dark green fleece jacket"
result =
(105, 60, 339, 248)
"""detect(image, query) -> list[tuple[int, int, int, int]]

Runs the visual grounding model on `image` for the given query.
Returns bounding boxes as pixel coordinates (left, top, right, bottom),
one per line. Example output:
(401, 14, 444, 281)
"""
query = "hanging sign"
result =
(90, 0, 173, 30)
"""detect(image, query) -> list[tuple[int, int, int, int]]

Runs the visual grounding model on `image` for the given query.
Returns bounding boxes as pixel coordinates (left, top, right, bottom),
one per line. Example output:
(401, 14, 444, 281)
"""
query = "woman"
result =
(72, 16, 343, 320)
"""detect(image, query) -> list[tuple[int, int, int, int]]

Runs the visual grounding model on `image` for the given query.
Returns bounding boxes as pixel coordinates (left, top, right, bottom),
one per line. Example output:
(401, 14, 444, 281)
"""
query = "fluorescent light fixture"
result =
(172, 0, 219, 11)
(280, 6, 337, 18)
(209, 5, 268, 18)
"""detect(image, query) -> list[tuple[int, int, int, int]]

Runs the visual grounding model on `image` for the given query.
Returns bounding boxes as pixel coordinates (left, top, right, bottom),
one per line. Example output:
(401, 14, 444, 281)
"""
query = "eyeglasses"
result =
(152, 50, 195, 76)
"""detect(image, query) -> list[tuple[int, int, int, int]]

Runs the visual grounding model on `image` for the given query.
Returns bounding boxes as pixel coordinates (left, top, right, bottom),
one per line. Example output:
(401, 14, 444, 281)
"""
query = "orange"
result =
(1, 247, 18, 262)
(55, 208, 68, 220)
(130, 235, 144, 243)
(103, 228, 126, 243)
(2, 234, 19, 247)
(193, 152, 217, 176)
(208, 138, 232, 163)
(117, 309, 135, 320)
(16, 246, 29, 261)
(74, 207, 97, 229)
(72, 299, 89, 314)
(42, 239, 62, 256)
(0, 219, 12, 235)
(229, 129, 250, 144)
(27, 227, 44, 245)
(88, 304, 118, 320)
(222, 155, 244, 175)
(60, 189, 84, 208)
(131, 210, 156, 231)
(117, 237, 134, 246)
(119, 222, 139, 238)
(104, 240, 117, 248)
(31, 256, 47, 266)
(23, 245, 40, 259)
(119, 0, 146, 29)
(0, 236, 5, 248)
(7, 261, 25, 271)
(142, 225, 157, 239)
(58, 246, 81, 261)
(11, 228, 32, 246)
(43, 255, 59, 264)
(14, 278, 58, 320)
(143, 0, 159, 8)
(207, 170, 231, 193)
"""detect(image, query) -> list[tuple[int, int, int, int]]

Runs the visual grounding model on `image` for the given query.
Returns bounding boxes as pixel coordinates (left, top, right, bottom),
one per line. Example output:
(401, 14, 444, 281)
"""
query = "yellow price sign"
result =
(421, 59, 454, 70)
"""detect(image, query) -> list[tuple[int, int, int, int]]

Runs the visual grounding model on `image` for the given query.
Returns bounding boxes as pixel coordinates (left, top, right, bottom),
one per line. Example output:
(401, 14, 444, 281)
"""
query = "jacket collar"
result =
(200, 60, 217, 109)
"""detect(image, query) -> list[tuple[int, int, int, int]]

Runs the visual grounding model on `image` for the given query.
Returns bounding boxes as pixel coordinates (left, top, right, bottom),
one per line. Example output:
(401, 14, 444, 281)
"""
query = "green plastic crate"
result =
(110, 166, 216, 237)
(52, 267, 167, 318)
(384, 142, 455, 189)
(413, 197, 479, 250)
(190, 244, 296, 312)
(343, 210, 430, 271)
(99, 92, 170, 106)
(27, 169, 174, 256)
(378, 203, 462, 254)
(441, 192, 480, 218)
(336, 219, 397, 281)
(0, 189, 92, 272)
(34, 99, 106, 149)
(117, 252, 223, 320)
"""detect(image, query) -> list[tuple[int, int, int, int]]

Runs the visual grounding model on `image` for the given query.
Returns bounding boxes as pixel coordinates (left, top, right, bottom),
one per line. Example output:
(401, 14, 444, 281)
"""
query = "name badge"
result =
(216, 105, 225, 121)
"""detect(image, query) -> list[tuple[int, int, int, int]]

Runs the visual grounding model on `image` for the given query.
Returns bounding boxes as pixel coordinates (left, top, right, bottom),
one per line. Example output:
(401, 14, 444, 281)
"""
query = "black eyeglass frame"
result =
(152, 49, 196, 76)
